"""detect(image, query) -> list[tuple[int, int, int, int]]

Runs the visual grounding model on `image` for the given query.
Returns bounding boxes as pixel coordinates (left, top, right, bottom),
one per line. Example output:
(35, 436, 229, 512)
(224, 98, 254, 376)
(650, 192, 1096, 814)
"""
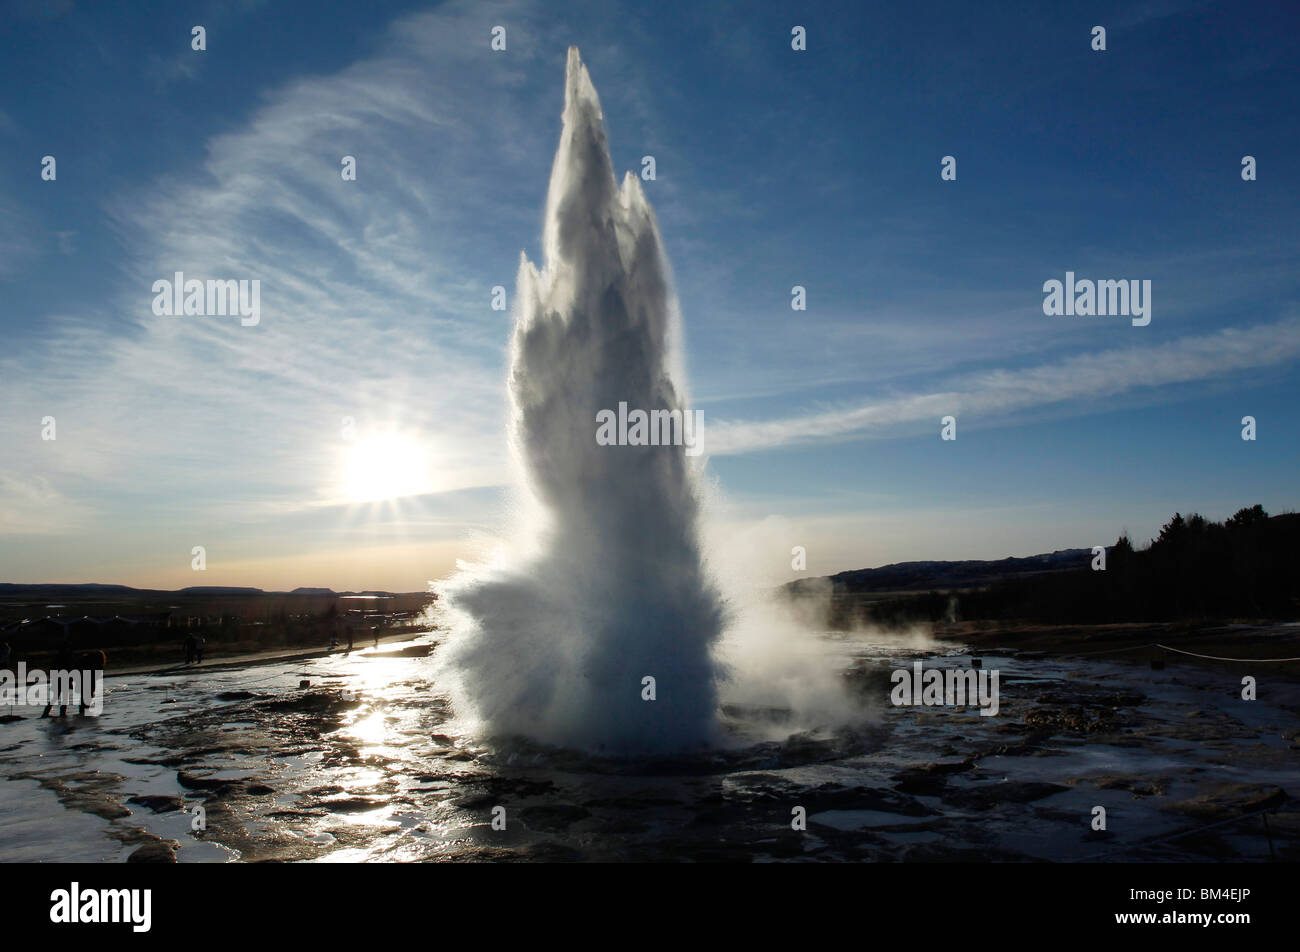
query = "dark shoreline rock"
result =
(128, 838, 179, 863)
(1165, 783, 1287, 820)
(126, 794, 184, 813)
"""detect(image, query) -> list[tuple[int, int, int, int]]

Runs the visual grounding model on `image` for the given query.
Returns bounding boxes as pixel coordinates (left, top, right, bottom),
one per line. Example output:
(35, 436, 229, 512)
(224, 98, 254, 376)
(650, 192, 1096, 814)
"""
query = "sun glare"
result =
(341, 433, 431, 503)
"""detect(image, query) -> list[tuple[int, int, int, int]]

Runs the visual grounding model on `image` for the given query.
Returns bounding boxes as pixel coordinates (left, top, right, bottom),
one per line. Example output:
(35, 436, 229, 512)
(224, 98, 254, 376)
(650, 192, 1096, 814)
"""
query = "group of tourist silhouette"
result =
(183, 632, 205, 664)
(0, 619, 385, 724)
(1, 640, 106, 718)
(329, 625, 379, 652)
(38, 643, 106, 718)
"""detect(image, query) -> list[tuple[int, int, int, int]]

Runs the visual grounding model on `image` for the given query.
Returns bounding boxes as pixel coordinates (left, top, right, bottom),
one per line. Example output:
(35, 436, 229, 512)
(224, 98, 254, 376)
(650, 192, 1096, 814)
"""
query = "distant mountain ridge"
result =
(788, 548, 1095, 595)
(0, 583, 421, 597)
(789, 510, 1300, 625)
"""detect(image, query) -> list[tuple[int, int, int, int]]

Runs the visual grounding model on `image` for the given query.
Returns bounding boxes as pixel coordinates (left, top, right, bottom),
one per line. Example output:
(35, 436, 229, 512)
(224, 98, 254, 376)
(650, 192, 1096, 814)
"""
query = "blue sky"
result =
(1, 0, 1297, 590)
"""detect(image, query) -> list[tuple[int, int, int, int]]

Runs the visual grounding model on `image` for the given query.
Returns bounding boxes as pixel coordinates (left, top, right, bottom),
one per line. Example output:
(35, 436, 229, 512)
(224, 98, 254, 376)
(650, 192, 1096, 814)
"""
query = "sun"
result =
(340, 432, 431, 503)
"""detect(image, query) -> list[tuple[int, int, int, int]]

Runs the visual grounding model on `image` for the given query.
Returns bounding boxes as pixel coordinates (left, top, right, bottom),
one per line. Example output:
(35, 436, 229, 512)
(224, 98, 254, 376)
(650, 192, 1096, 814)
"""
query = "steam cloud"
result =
(438, 48, 727, 753)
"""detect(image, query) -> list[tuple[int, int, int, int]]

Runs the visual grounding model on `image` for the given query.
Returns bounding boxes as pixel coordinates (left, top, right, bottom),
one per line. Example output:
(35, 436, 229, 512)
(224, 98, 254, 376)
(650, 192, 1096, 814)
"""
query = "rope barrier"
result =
(1049, 640, 1300, 663)
(1155, 643, 1300, 663)
(1070, 802, 1285, 862)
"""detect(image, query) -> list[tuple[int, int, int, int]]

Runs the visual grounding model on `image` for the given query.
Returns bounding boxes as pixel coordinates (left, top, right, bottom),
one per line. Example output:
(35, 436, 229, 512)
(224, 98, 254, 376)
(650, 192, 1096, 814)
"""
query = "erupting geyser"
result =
(439, 48, 727, 753)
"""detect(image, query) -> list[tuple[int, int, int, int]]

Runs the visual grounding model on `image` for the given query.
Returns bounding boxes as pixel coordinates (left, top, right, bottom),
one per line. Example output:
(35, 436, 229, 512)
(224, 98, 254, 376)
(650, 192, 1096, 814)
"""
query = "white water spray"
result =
(439, 48, 727, 753)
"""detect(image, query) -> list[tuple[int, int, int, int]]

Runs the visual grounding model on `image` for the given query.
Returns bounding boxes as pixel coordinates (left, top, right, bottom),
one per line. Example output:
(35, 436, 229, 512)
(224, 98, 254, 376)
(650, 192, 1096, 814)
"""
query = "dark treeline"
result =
(824, 507, 1300, 627)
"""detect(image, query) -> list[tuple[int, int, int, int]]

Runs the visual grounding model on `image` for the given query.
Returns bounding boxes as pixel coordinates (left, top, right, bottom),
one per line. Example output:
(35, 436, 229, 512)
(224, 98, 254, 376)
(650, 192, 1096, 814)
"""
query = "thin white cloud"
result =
(708, 316, 1300, 455)
(0, 471, 91, 535)
(0, 197, 40, 279)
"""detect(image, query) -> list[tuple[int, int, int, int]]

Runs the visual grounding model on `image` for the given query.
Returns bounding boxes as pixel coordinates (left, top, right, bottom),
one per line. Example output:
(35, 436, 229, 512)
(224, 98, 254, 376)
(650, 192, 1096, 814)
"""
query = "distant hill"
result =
(0, 583, 170, 597)
(788, 548, 1093, 595)
(790, 507, 1300, 626)
(178, 586, 266, 595)
(0, 584, 415, 598)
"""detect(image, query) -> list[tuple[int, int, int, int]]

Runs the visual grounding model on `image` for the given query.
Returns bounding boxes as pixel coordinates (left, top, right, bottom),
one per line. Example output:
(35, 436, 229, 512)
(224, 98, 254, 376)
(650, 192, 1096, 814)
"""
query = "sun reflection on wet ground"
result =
(1, 631, 1297, 862)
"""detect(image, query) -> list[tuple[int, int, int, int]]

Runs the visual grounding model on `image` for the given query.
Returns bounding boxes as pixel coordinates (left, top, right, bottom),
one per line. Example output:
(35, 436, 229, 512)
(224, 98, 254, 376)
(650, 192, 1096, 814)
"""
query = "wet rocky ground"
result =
(1, 630, 1296, 862)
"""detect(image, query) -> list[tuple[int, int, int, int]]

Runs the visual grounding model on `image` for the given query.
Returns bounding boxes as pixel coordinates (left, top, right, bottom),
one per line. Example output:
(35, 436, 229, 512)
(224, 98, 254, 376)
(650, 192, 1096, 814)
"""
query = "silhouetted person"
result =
(0, 643, 10, 714)
(346, 626, 354, 652)
(77, 650, 105, 715)
(41, 644, 76, 717)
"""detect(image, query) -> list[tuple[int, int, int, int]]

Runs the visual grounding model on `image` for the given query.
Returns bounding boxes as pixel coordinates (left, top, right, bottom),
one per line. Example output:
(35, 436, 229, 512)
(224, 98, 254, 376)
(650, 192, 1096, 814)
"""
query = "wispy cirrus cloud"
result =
(0, 471, 91, 535)
(708, 316, 1300, 456)
(2, 1, 562, 538)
